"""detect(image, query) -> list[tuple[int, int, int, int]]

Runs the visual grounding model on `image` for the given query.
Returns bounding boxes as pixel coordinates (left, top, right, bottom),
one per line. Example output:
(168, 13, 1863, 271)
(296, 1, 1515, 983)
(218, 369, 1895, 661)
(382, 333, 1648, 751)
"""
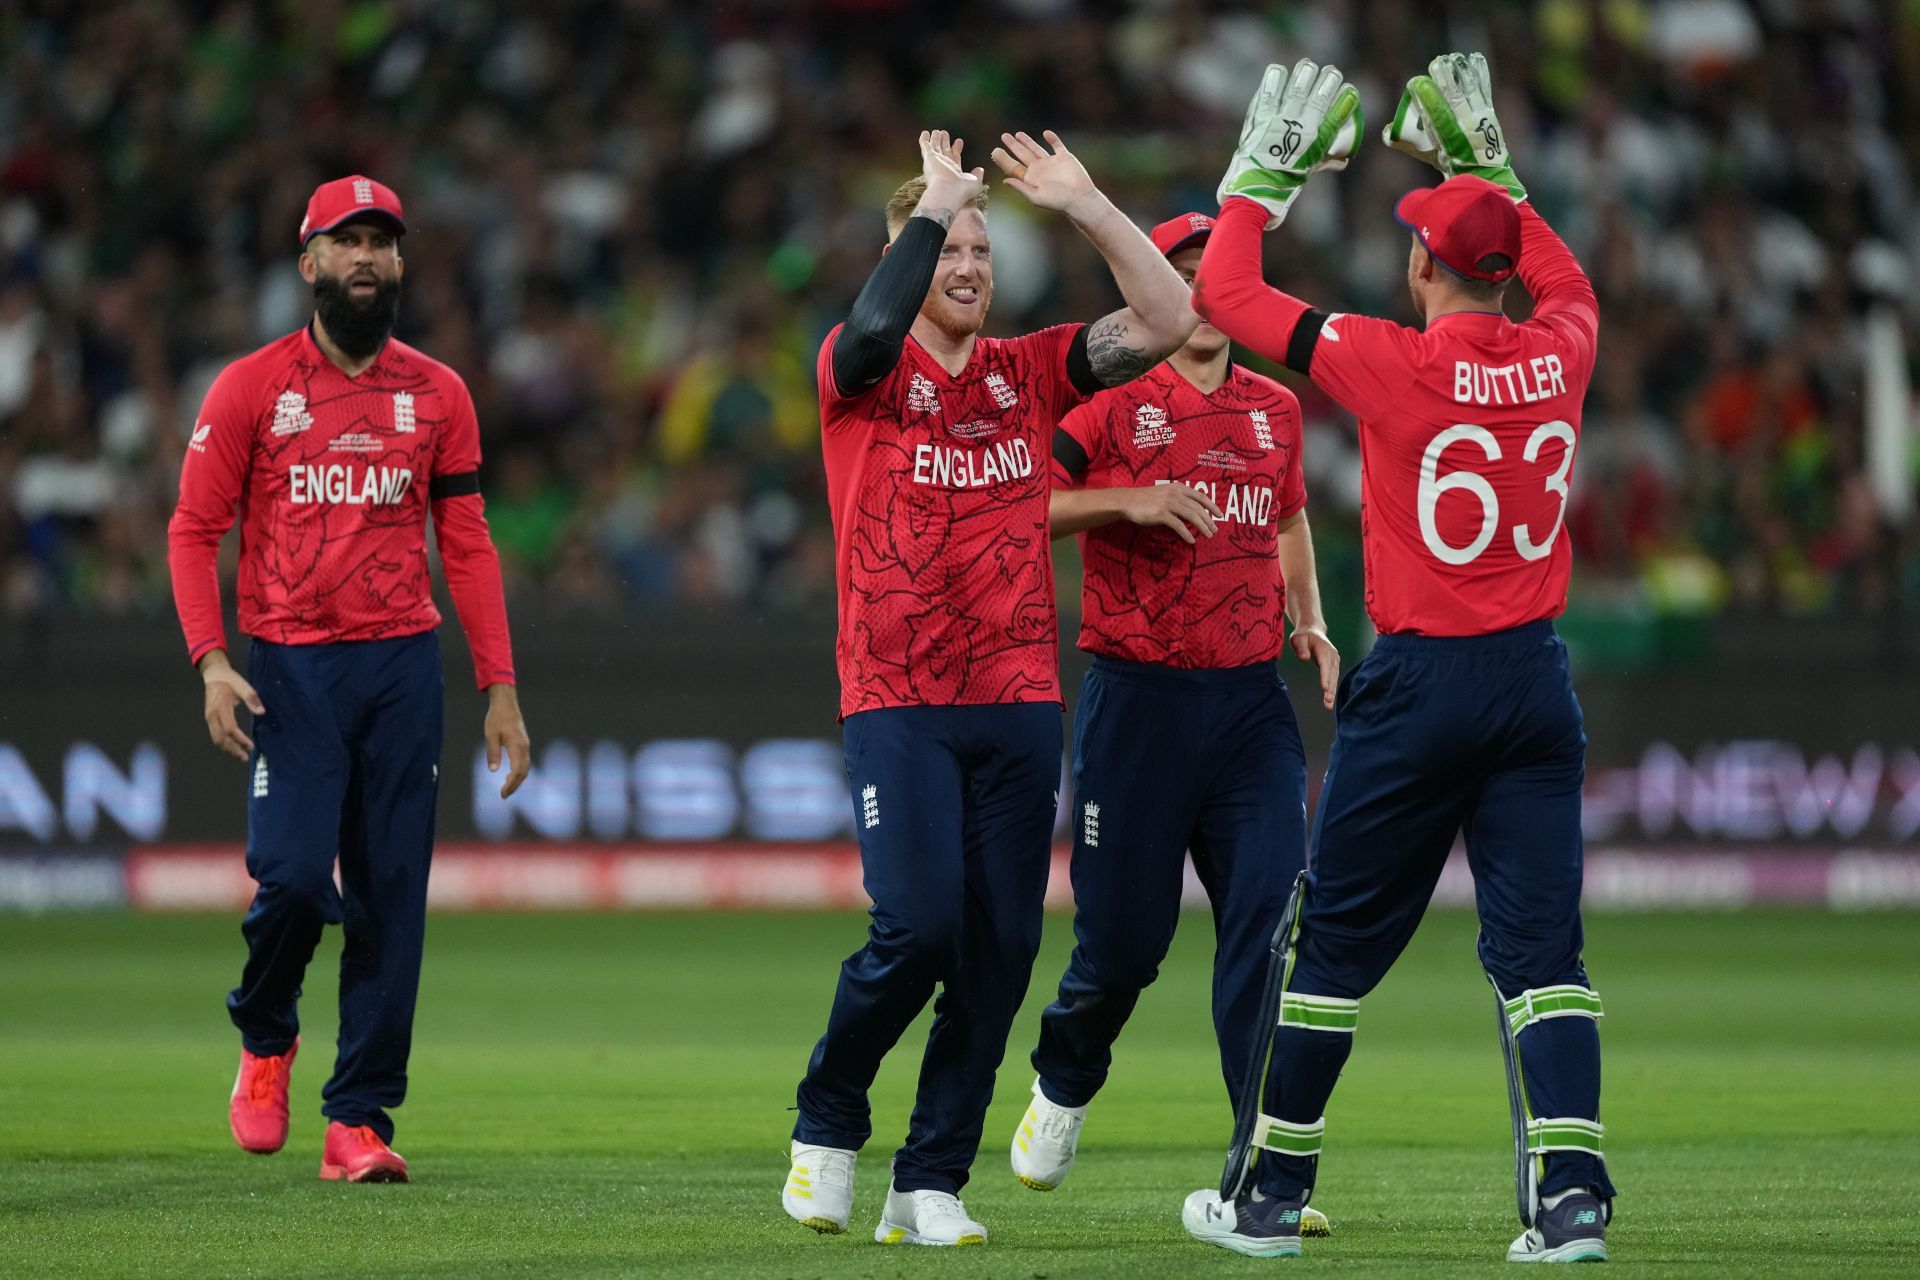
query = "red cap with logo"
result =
(1393, 174, 1520, 283)
(1150, 212, 1215, 259)
(299, 175, 407, 246)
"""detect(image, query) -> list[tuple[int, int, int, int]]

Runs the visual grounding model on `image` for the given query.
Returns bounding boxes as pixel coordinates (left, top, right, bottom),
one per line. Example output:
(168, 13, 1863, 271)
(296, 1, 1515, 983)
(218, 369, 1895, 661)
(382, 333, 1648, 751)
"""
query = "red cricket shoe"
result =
(229, 1037, 298, 1154)
(320, 1122, 410, 1183)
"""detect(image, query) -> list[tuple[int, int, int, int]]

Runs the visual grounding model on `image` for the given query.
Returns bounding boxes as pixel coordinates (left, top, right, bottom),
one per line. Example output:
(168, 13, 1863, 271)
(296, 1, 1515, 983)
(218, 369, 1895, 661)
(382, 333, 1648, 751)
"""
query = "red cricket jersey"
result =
(818, 323, 1088, 717)
(167, 326, 516, 688)
(1197, 198, 1597, 636)
(1054, 362, 1307, 668)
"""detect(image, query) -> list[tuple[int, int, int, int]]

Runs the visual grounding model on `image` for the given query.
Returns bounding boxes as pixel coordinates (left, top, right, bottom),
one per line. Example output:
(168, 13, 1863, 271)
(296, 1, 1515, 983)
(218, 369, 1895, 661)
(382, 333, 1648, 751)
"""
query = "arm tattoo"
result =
(918, 206, 956, 230)
(1085, 315, 1152, 387)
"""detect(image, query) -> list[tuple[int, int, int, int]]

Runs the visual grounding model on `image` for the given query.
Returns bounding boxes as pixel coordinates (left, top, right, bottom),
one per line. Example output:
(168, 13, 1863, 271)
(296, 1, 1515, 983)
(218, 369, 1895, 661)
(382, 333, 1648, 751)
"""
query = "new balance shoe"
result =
(1182, 1187, 1308, 1258)
(1507, 1192, 1608, 1263)
(319, 1122, 409, 1183)
(228, 1037, 298, 1154)
(1011, 1077, 1086, 1191)
(875, 1182, 987, 1246)
(783, 1141, 856, 1234)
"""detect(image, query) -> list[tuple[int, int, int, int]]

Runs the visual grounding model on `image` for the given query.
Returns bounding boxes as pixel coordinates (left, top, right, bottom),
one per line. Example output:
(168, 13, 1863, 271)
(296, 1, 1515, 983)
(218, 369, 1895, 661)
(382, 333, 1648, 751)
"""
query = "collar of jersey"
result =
(1426, 309, 1508, 328)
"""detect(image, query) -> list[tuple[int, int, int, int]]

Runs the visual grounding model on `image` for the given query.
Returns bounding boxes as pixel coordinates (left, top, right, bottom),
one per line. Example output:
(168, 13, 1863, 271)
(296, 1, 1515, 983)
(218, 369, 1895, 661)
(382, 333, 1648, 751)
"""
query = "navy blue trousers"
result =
(1032, 657, 1307, 1111)
(1259, 620, 1613, 1200)
(227, 632, 443, 1143)
(793, 702, 1061, 1194)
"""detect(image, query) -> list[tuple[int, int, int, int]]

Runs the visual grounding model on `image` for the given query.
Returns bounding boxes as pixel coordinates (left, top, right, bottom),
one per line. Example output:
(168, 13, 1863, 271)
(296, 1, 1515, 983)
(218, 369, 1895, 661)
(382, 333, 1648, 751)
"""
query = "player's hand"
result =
(1118, 483, 1222, 545)
(1290, 624, 1340, 710)
(1385, 52, 1526, 201)
(992, 130, 1100, 220)
(1218, 59, 1364, 230)
(199, 651, 265, 762)
(916, 130, 986, 216)
(484, 684, 532, 799)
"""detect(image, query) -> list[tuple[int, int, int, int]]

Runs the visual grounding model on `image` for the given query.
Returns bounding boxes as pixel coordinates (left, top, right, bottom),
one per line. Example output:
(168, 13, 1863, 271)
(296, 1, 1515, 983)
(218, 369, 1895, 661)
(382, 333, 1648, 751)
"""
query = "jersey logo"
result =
(353, 178, 374, 204)
(271, 391, 313, 437)
(908, 372, 940, 414)
(1320, 314, 1342, 342)
(984, 372, 1017, 409)
(189, 423, 212, 454)
(1133, 403, 1175, 447)
(1249, 408, 1274, 449)
(393, 391, 416, 433)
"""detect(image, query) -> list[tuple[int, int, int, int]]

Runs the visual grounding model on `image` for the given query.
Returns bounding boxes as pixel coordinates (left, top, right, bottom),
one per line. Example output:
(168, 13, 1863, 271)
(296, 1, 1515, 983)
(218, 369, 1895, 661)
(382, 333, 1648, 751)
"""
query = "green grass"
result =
(3, 908, 1918, 1277)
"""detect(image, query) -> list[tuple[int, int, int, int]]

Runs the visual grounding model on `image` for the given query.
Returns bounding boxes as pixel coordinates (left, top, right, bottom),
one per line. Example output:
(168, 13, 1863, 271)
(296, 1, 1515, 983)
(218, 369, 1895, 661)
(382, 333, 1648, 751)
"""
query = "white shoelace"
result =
(913, 1190, 976, 1228)
(809, 1147, 855, 1190)
(1034, 1101, 1083, 1146)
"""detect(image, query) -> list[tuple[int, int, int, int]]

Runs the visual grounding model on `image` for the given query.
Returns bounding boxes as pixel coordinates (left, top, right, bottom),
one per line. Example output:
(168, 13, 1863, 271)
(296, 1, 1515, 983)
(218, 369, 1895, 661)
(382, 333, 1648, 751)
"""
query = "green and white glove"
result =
(1383, 52, 1526, 202)
(1217, 58, 1363, 230)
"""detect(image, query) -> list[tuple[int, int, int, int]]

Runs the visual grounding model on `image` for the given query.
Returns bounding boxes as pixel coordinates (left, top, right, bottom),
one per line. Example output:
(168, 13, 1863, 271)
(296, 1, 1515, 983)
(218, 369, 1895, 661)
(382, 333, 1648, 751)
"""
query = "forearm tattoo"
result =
(918, 205, 956, 230)
(1086, 315, 1152, 387)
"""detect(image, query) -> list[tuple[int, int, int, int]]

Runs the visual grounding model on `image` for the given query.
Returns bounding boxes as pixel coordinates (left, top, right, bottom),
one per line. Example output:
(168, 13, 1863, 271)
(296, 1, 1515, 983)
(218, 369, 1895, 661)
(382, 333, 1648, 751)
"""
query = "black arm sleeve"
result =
(1051, 428, 1090, 482)
(1064, 325, 1102, 397)
(1285, 309, 1329, 376)
(829, 215, 948, 397)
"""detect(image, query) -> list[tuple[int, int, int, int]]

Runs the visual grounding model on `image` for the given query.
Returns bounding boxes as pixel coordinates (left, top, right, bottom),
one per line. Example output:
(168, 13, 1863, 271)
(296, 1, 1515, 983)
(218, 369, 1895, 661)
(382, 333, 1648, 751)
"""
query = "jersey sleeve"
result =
(1516, 201, 1599, 381)
(1050, 396, 1108, 489)
(1274, 386, 1308, 520)
(165, 362, 255, 665)
(429, 374, 517, 689)
(1016, 322, 1093, 422)
(817, 324, 901, 433)
(1301, 312, 1424, 422)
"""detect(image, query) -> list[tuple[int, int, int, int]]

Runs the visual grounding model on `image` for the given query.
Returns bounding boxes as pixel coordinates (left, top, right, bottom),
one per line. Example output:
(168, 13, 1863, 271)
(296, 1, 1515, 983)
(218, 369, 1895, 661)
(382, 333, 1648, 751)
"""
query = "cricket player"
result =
(782, 129, 1197, 1246)
(1007, 214, 1338, 1246)
(1176, 56, 1617, 1261)
(168, 175, 530, 1183)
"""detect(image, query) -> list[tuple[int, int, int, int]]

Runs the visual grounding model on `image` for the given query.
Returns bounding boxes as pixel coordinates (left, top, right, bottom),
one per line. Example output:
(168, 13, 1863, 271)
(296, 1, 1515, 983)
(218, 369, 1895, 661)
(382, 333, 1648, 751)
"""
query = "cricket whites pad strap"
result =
(1505, 985, 1603, 1035)
(1526, 1116, 1604, 1156)
(1280, 992, 1358, 1033)
(1253, 1114, 1325, 1157)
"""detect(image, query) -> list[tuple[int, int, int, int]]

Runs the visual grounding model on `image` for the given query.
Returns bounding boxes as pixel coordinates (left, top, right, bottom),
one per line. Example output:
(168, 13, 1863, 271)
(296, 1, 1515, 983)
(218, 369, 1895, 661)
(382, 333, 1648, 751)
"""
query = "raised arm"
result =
(1191, 198, 1323, 370)
(991, 130, 1196, 388)
(829, 131, 987, 397)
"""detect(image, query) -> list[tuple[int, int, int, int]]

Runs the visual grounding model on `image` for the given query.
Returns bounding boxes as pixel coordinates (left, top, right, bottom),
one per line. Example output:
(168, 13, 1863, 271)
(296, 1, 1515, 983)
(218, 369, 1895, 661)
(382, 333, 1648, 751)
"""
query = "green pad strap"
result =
(1526, 1117, 1604, 1156)
(1253, 1114, 1325, 1157)
(1280, 993, 1359, 1033)
(1505, 985, 1603, 1035)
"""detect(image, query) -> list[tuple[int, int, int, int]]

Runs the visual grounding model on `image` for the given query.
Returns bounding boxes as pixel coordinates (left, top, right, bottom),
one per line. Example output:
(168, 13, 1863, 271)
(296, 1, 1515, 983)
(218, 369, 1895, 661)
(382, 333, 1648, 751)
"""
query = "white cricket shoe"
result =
(1011, 1077, 1087, 1191)
(782, 1141, 856, 1234)
(874, 1182, 987, 1246)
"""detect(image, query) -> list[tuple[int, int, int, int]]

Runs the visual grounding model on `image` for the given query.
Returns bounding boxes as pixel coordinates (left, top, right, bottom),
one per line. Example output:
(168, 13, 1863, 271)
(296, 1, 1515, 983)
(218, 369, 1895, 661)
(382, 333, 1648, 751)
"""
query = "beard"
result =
(923, 279, 992, 343)
(314, 270, 402, 360)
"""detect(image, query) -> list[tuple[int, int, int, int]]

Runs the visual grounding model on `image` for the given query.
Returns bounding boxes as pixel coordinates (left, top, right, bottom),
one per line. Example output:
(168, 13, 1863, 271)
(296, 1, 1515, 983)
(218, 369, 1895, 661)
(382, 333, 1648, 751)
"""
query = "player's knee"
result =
(870, 903, 964, 976)
(256, 858, 342, 920)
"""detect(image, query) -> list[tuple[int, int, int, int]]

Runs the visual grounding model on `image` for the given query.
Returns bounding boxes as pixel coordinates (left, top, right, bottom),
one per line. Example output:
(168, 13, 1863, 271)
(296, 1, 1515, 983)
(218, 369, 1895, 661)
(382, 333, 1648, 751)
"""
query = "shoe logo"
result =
(1279, 1209, 1301, 1224)
(1572, 1208, 1598, 1226)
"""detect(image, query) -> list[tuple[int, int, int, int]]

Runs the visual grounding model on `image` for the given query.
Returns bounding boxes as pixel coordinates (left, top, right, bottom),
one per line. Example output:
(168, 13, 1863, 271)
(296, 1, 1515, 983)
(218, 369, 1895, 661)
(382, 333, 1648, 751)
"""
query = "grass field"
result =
(3, 908, 1917, 1277)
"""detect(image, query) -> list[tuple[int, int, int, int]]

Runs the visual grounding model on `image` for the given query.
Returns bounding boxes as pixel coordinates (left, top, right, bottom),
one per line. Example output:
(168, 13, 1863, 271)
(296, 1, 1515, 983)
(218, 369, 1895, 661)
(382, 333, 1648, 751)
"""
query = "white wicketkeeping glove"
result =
(1382, 52, 1526, 201)
(1217, 58, 1364, 230)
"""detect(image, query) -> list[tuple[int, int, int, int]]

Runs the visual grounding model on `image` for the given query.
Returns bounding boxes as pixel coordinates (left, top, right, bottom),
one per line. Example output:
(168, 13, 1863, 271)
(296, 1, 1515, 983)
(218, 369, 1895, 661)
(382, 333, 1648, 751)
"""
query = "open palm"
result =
(991, 130, 1095, 214)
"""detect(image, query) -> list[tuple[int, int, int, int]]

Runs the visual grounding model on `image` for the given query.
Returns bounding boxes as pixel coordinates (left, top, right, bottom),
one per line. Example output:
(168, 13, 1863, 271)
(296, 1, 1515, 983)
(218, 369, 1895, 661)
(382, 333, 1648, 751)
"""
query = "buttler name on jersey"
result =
(288, 463, 416, 506)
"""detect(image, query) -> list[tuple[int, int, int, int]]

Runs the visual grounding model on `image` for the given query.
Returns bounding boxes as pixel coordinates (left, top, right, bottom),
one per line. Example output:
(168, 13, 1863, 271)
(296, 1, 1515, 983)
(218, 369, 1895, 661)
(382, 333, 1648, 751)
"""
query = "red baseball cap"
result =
(1393, 175, 1520, 283)
(1150, 212, 1215, 259)
(299, 175, 406, 246)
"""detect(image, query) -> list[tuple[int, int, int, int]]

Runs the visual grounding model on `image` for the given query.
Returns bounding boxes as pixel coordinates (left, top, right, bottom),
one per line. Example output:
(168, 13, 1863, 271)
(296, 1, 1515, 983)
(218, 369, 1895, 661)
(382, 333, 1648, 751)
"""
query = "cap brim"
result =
(1393, 187, 1481, 283)
(302, 207, 407, 245)
(1158, 227, 1212, 259)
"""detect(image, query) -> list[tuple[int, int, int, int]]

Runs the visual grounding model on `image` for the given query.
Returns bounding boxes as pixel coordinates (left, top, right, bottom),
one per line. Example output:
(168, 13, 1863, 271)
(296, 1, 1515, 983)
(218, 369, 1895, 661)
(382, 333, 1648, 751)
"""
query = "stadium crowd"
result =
(1, 0, 1915, 628)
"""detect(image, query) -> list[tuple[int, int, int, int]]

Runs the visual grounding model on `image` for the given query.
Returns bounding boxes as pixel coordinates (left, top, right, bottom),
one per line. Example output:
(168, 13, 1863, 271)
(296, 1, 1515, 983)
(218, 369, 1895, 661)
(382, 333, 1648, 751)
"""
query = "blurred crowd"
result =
(1, 0, 1916, 629)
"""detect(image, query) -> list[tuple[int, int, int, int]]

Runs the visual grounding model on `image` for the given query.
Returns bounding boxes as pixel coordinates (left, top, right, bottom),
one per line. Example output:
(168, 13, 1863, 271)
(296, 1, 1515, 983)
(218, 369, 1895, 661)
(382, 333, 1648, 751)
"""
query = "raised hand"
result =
(1217, 58, 1364, 229)
(991, 130, 1099, 219)
(915, 129, 986, 226)
(1386, 52, 1525, 201)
